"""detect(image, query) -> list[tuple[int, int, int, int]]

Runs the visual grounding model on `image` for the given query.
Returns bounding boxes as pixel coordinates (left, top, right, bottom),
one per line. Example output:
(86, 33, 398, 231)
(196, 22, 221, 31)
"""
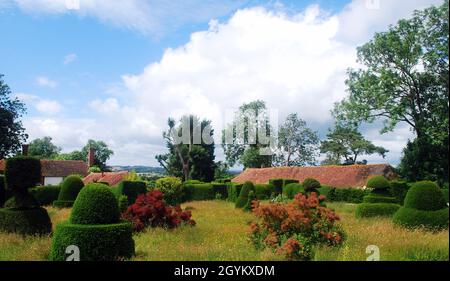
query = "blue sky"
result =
(0, 0, 442, 166)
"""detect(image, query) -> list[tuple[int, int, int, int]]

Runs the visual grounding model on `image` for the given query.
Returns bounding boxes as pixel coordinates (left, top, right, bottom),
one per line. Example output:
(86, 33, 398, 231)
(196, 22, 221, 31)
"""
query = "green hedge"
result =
(443, 189, 449, 204)
(0, 207, 52, 235)
(268, 179, 283, 195)
(227, 183, 242, 203)
(30, 185, 61, 206)
(156, 177, 183, 205)
(0, 175, 5, 207)
(255, 184, 273, 200)
(117, 181, 147, 205)
(184, 180, 203, 184)
(327, 188, 369, 203)
(389, 180, 411, 204)
(355, 203, 401, 218)
(183, 183, 215, 201)
(363, 194, 398, 204)
(51, 221, 135, 261)
(283, 183, 304, 199)
(366, 176, 390, 194)
(53, 175, 84, 208)
(236, 181, 255, 208)
(404, 181, 447, 211)
(212, 183, 228, 200)
(4, 157, 41, 193)
(393, 207, 449, 230)
(303, 178, 321, 193)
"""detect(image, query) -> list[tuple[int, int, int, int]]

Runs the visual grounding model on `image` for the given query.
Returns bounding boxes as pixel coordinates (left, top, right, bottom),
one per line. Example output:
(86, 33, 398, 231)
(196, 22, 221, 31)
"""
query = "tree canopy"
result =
(28, 136, 61, 159)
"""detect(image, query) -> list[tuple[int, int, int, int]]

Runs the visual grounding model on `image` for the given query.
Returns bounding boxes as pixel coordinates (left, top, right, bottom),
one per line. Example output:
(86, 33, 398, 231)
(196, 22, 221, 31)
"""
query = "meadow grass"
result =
(0, 201, 448, 261)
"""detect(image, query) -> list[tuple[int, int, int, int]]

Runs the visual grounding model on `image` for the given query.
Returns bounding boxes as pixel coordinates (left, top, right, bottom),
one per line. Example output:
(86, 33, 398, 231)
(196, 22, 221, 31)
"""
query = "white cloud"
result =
(36, 76, 58, 88)
(63, 53, 77, 64)
(15, 93, 62, 114)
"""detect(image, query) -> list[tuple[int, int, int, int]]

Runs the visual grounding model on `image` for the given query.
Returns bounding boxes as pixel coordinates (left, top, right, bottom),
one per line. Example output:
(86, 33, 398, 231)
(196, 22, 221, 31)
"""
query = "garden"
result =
(0, 156, 448, 261)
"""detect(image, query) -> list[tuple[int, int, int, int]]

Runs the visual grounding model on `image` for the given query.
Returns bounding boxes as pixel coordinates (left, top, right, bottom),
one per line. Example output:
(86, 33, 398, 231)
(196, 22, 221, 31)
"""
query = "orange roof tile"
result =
(83, 171, 129, 186)
(0, 159, 88, 177)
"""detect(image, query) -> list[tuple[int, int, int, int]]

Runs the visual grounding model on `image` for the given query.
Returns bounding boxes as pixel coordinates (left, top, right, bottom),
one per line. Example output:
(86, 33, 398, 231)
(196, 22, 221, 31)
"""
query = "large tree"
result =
(222, 100, 273, 169)
(81, 139, 114, 171)
(54, 150, 85, 161)
(334, 1, 448, 181)
(28, 136, 61, 159)
(274, 113, 319, 166)
(156, 115, 216, 182)
(320, 124, 388, 165)
(0, 74, 28, 158)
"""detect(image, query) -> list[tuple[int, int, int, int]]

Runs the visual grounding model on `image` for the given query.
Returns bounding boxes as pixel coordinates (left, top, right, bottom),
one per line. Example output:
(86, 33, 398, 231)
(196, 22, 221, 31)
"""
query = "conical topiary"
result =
(236, 181, 255, 209)
(53, 175, 84, 208)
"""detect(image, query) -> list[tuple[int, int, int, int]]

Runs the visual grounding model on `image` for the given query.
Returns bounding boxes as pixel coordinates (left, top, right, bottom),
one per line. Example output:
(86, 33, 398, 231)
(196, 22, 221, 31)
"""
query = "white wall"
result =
(44, 177, 64, 186)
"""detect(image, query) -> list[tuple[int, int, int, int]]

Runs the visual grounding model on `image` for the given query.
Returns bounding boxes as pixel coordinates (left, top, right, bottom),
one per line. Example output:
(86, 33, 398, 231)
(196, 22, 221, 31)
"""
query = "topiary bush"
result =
(155, 177, 183, 205)
(4, 156, 41, 194)
(283, 183, 304, 199)
(51, 183, 134, 261)
(254, 184, 273, 200)
(268, 179, 283, 196)
(0, 207, 52, 235)
(303, 178, 321, 193)
(212, 183, 228, 200)
(355, 203, 401, 218)
(30, 185, 61, 206)
(236, 181, 255, 208)
(327, 188, 368, 203)
(117, 181, 147, 205)
(389, 180, 411, 204)
(283, 179, 299, 186)
(227, 183, 242, 203)
(183, 183, 215, 201)
(244, 190, 257, 212)
(0, 175, 5, 207)
(53, 175, 84, 208)
(184, 180, 203, 184)
(363, 194, 398, 204)
(393, 181, 448, 230)
(443, 189, 449, 205)
(366, 176, 390, 195)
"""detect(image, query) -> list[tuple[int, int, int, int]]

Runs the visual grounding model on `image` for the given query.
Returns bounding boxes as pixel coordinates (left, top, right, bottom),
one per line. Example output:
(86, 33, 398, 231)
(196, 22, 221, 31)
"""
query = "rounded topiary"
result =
(70, 183, 120, 225)
(355, 203, 401, 218)
(403, 181, 447, 211)
(302, 178, 321, 193)
(393, 207, 448, 230)
(53, 175, 84, 208)
(363, 194, 398, 204)
(283, 183, 304, 199)
(236, 181, 255, 208)
(366, 176, 390, 194)
(0, 207, 52, 235)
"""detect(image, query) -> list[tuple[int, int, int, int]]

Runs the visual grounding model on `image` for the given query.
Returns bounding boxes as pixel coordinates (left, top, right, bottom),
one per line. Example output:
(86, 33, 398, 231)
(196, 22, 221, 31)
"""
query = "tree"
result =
(156, 115, 216, 182)
(222, 100, 273, 169)
(274, 113, 319, 166)
(320, 124, 388, 165)
(54, 150, 85, 161)
(81, 140, 114, 171)
(28, 136, 61, 159)
(0, 74, 28, 158)
(334, 2, 448, 180)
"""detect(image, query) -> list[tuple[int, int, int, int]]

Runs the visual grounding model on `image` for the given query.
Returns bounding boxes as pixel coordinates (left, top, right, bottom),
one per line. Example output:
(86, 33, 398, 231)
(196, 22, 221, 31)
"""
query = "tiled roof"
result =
(232, 164, 396, 188)
(83, 171, 129, 186)
(0, 159, 88, 177)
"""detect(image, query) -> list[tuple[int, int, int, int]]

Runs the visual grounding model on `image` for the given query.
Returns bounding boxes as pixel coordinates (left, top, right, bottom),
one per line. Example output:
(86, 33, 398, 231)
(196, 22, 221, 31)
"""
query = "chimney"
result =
(22, 144, 29, 156)
(87, 147, 95, 167)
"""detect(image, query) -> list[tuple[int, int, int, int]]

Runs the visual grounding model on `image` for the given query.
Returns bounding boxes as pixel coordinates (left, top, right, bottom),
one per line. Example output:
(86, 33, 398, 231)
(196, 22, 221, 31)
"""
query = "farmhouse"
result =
(232, 164, 396, 188)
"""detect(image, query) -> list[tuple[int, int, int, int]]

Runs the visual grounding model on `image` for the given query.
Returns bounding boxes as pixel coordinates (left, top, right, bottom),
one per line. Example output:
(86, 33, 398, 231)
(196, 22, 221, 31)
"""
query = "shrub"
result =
(443, 189, 449, 204)
(355, 203, 401, 218)
(302, 178, 321, 193)
(117, 195, 128, 213)
(4, 157, 41, 193)
(389, 180, 411, 204)
(184, 180, 203, 184)
(53, 175, 84, 208)
(255, 184, 273, 200)
(317, 185, 333, 198)
(366, 176, 390, 194)
(363, 194, 398, 204)
(227, 183, 242, 203)
(183, 183, 215, 201)
(283, 179, 299, 186)
(117, 181, 147, 205)
(327, 188, 368, 203)
(155, 177, 183, 205)
(283, 183, 304, 199)
(250, 193, 345, 260)
(30, 185, 61, 206)
(0, 175, 5, 207)
(122, 189, 195, 232)
(215, 178, 231, 184)
(0, 207, 52, 235)
(236, 181, 255, 208)
(244, 191, 257, 212)
(403, 181, 447, 211)
(212, 183, 228, 200)
(268, 179, 283, 195)
(70, 183, 120, 225)
(393, 207, 449, 230)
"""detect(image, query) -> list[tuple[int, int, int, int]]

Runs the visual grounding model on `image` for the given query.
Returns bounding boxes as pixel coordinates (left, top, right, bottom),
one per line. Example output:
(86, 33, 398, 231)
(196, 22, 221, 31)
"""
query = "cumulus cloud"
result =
(15, 93, 62, 114)
(35, 76, 58, 88)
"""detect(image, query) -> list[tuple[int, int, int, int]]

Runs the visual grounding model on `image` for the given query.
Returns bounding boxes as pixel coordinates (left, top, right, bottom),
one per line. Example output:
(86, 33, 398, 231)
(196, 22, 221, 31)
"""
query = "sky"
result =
(0, 0, 443, 167)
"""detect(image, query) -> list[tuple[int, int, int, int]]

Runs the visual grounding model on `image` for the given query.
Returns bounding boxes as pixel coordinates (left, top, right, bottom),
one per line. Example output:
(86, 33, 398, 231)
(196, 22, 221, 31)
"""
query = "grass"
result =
(0, 201, 448, 261)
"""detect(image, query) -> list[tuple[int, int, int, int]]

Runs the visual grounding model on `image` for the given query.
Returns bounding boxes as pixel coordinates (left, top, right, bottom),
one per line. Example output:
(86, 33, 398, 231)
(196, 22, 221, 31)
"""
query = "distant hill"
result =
(109, 166, 166, 174)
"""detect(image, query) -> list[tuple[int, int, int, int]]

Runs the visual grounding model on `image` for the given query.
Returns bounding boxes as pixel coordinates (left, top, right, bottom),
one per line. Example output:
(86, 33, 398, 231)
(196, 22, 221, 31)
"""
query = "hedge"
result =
(4, 157, 41, 193)
(389, 180, 411, 204)
(53, 175, 84, 208)
(183, 183, 215, 201)
(0, 207, 52, 235)
(366, 176, 390, 194)
(268, 179, 283, 195)
(327, 188, 369, 203)
(283, 183, 304, 199)
(212, 183, 228, 200)
(50, 221, 135, 261)
(393, 207, 449, 230)
(0, 175, 5, 207)
(227, 183, 242, 203)
(236, 181, 255, 208)
(117, 181, 147, 205)
(255, 184, 273, 200)
(156, 177, 183, 205)
(363, 194, 398, 204)
(404, 181, 447, 211)
(443, 189, 449, 204)
(303, 178, 321, 193)
(30, 185, 61, 206)
(355, 203, 401, 218)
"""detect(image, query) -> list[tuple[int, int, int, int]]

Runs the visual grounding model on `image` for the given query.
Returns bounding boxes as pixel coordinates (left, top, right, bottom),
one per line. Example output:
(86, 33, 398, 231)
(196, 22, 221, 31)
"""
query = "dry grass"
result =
(0, 201, 448, 261)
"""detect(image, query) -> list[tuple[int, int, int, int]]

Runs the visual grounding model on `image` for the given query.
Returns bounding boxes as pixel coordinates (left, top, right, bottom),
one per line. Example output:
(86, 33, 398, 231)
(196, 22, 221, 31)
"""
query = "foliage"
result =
(28, 136, 61, 159)
(70, 183, 120, 225)
(268, 179, 284, 196)
(183, 183, 215, 201)
(366, 176, 390, 193)
(155, 177, 183, 205)
(235, 181, 255, 208)
(393, 207, 449, 231)
(122, 189, 195, 232)
(249, 193, 345, 260)
(117, 180, 147, 205)
(227, 183, 242, 203)
(403, 181, 447, 211)
(57, 175, 84, 201)
(326, 187, 369, 203)
(211, 183, 228, 200)
(4, 156, 41, 194)
(254, 184, 274, 200)
(302, 178, 321, 193)
(54, 150, 85, 161)
(389, 180, 411, 204)
(214, 161, 231, 181)
(81, 139, 114, 171)
(29, 185, 61, 206)
(0, 207, 52, 235)
(283, 183, 304, 199)
(355, 203, 401, 218)
(274, 113, 319, 166)
(320, 124, 387, 165)
(0, 74, 28, 159)
(363, 195, 398, 204)
(243, 191, 257, 212)
(0, 175, 5, 207)
(88, 166, 101, 173)
(117, 195, 129, 213)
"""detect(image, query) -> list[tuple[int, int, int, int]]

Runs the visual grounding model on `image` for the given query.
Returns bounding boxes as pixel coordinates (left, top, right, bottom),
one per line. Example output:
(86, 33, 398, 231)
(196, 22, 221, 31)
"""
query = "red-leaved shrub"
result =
(249, 192, 345, 260)
(122, 189, 195, 232)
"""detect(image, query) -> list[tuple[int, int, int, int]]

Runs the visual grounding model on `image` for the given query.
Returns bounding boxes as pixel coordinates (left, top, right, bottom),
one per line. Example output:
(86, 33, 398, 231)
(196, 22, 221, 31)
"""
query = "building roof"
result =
(232, 164, 396, 188)
(83, 171, 129, 186)
(0, 159, 88, 177)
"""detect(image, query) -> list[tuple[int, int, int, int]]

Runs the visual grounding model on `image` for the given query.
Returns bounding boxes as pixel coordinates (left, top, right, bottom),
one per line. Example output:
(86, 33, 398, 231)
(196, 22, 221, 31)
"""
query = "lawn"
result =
(0, 201, 448, 261)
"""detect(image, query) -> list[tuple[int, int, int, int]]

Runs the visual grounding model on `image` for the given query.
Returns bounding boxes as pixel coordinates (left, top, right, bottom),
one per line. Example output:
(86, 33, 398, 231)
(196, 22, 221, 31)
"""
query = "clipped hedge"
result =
(0, 175, 5, 207)
(53, 175, 84, 208)
(389, 180, 411, 204)
(254, 184, 273, 200)
(117, 181, 147, 205)
(327, 188, 369, 203)
(403, 181, 447, 211)
(183, 183, 215, 201)
(268, 179, 283, 195)
(283, 183, 304, 199)
(283, 179, 299, 186)
(184, 180, 203, 184)
(366, 176, 390, 194)
(363, 194, 398, 204)
(443, 189, 449, 204)
(51, 220, 134, 261)
(355, 203, 401, 218)
(156, 177, 183, 205)
(0, 207, 52, 235)
(30, 185, 61, 206)
(4, 156, 41, 193)
(303, 178, 321, 193)
(212, 183, 228, 200)
(236, 181, 255, 208)
(227, 183, 242, 203)
(393, 207, 449, 230)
